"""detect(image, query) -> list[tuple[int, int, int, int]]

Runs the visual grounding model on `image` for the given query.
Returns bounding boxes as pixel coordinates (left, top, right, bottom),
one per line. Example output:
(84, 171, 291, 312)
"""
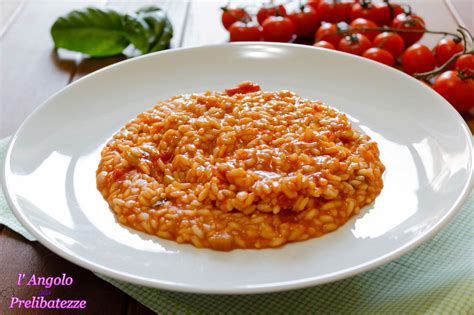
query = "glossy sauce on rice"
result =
(97, 82, 384, 251)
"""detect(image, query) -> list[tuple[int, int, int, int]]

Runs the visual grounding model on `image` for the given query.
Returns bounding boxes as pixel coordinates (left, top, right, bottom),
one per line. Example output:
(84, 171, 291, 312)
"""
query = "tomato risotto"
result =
(97, 82, 384, 251)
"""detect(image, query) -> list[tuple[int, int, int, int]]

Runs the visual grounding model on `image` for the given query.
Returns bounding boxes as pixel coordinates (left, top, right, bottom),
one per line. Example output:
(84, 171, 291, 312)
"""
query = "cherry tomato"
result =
(229, 21, 262, 42)
(315, 22, 349, 47)
(455, 54, 474, 76)
(350, 1, 376, 23)
(262, 16, 296, 42)
(373, 2, 392, 26)
(221, 8, 248, 30)
(432, 70, 474, 113)
(306, 0, 321, 11)
(111, 169, 126, 181)
(391, 13, 425, 46)
(350, 0, 390, 26)
(225, 81, 261, 96)
(318, 0, 353, 23)
(350, 18, 379, 40)
(402, 44, 436, 75)
(338, 33, 372, 55)
(362, 47, 394, 66)
(157, 151, 173, 163)
(373, 32, 405, 58)
(314, 40, 336, 49)
(434, 38, 464, 68)
(257, 4, 287, 25)
(387, 2, 405, 20)
(288, 5, 320, 38)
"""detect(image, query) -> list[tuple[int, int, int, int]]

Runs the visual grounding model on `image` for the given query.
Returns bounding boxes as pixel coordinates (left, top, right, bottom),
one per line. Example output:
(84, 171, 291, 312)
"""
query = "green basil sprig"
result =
(51, 6, 173, 57)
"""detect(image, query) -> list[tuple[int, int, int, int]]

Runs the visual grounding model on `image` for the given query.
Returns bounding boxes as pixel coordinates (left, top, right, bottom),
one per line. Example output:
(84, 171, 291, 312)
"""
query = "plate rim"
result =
(2, 42, 473, 294)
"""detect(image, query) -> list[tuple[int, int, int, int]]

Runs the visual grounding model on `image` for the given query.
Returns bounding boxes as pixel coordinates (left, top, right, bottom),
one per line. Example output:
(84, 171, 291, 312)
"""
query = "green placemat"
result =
(0, 136, 473, 314)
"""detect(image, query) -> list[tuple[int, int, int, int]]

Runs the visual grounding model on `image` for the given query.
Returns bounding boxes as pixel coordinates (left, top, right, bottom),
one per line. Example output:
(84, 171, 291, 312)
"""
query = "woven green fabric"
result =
(1, 136, 473, 314)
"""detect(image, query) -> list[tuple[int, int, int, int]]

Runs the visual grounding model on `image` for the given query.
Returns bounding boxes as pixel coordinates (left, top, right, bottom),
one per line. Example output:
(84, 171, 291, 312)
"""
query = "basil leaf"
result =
(140, 11, 167, 52)
(51, 7, 129, 57)
(137, 6, 162, 14)
(149, 18, 173, 53)
(122, 13, 150, 53)
(50, 5, 172, 57)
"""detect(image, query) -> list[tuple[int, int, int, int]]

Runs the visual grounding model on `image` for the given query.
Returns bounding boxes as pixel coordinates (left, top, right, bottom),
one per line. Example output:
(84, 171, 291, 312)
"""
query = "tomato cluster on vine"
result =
(221, 0, 473, 114)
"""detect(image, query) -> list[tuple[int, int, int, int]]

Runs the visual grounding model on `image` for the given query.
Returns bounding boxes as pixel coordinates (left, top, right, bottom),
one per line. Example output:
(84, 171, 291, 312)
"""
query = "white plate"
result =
(2, 43, 473, 294)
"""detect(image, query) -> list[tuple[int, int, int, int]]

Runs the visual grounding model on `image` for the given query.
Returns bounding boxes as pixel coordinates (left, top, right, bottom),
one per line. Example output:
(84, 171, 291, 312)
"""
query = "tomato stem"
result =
(459, 25, 474, 51)
(221, 0, 231, 11)
(360, 0, 372, 9)
(400, 3, 412, 15)
(299, 0, 305, 12)
(458, 70, 474, 81)
(332, 26, 460, 40)
(384, 0, 395, 19)
(347, 33, 360, 44)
